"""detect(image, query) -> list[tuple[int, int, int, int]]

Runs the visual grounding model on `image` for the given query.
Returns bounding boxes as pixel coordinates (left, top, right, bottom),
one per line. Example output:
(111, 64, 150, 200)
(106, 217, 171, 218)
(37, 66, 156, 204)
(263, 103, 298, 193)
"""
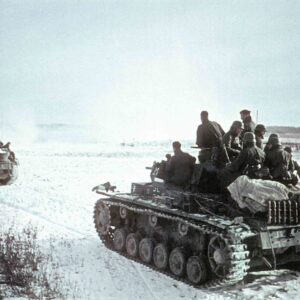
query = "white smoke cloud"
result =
(0, 104, 38, 146)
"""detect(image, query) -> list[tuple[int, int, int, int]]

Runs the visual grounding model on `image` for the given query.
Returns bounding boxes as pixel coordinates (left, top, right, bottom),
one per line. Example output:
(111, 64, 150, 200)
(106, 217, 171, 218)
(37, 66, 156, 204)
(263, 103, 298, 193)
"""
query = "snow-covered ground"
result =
(1, 141, 300, 299)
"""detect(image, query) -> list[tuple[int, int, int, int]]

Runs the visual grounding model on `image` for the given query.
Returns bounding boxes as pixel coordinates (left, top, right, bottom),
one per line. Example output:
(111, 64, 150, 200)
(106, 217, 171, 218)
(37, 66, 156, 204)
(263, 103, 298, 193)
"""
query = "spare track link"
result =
(94, 199, 251, 289)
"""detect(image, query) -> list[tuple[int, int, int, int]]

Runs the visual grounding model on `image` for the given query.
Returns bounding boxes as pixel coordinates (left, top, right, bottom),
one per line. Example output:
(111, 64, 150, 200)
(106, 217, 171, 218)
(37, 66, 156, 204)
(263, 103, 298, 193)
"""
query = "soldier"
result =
(165, 141, 196, 187)
(284, 146, 300, 177)
(254, 124, 267, 149)
(240, 109, 256, 138)
(196, 111, 224, 164)
(264, 136, 297, 185)
(220, 132, 265, 189)
(264, 133, 279, 154)
(221, 121, 243, 164)
(227, 132, 265, 176)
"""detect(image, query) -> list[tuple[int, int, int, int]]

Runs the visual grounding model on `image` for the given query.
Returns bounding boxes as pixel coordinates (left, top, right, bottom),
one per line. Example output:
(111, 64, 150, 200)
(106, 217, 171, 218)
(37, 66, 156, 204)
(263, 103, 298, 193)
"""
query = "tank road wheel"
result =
(186, 256, 208, 284)
(139, 238, 154, 263)
(126, 233, 141, 257)
(119, 207, 127, 219)
(153, 243, 168, 270)
(149, 215, 158, 227)
(169, 248, 186, 277)
(208, 236, 229, 278)
(113, 228, 127, 252)
(94, 201, 111, 235)
(178, 222, 188, 237)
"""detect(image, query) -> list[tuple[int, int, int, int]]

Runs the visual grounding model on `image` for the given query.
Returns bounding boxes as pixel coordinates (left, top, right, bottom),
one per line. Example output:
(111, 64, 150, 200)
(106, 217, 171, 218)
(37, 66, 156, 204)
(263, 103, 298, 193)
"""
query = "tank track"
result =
(94, 198, 251, 289)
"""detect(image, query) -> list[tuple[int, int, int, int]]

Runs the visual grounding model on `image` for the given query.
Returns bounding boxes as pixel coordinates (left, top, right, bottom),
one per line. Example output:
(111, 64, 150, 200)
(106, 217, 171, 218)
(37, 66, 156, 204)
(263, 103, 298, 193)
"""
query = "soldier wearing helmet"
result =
(264, 135, 296, 185)
(264, 133, 279, 154)
(254, 124, 267, 149)
(227, 132, 265, 174)
(220, 132, 265, 188)
(221, 121, 243, 164)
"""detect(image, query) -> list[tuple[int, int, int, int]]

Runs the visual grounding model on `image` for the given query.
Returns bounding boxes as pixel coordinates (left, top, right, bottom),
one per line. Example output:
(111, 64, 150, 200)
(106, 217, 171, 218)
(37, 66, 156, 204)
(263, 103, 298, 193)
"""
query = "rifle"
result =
(222, 145, 231, 164)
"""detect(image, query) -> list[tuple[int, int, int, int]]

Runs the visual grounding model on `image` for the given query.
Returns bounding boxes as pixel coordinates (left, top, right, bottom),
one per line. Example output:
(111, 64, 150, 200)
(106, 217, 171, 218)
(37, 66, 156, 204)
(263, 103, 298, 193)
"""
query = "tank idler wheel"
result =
(126, 233, 141, 257)
(113, 228, 127, 252)
(153, 243, 168, 270)
(186, 256, 208, 284)
(169, 247, 186, 277)
(139, 238, 154, 263)
(94, 202, 111, 235)
(208, 236, 229, 278)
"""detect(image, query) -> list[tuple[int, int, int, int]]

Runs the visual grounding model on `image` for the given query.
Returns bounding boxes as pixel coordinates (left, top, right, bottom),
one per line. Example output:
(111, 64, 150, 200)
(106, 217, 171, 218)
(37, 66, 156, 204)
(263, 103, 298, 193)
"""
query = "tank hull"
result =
(0, 160, 18, 186)
(93, 182, 300, 287)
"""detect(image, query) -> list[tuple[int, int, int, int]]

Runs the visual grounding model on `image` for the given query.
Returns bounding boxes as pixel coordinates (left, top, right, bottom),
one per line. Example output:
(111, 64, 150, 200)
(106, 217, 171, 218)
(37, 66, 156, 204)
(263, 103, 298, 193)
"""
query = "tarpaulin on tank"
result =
(227, 175, 290, 213)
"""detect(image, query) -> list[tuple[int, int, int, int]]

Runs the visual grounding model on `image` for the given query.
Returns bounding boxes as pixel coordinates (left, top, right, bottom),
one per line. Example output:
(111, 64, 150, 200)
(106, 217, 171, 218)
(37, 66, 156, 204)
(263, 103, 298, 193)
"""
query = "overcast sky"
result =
(0, 0, 299, 141)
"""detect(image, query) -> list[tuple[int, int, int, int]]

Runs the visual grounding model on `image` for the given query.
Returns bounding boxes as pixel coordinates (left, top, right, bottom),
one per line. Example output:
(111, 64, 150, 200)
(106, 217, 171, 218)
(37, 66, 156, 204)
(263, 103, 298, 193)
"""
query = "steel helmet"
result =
(231, 120, 243, 130)
(243, 132, 255, 143)
(255, 124, 267, 132)
(268, 135, 281, 146)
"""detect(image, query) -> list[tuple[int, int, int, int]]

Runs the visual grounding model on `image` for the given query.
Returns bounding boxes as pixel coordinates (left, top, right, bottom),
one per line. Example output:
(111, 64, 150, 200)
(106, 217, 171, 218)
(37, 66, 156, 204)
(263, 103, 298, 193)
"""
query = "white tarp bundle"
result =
(227, 175, 291, 213)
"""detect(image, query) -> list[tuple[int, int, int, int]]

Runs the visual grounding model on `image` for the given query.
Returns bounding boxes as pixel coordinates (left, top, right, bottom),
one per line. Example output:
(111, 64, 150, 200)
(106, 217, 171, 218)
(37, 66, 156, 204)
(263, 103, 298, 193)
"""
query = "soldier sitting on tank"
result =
(220, 121, 243, 166)
(196, 110, 224, 166)
(263, 133, 279, 155)
(265, 136, 298, 186)
(165, 141, 196, 188)
(220, 132, 265, 189)
(254, 124, 267, 149)
(285, 146, 300, 177)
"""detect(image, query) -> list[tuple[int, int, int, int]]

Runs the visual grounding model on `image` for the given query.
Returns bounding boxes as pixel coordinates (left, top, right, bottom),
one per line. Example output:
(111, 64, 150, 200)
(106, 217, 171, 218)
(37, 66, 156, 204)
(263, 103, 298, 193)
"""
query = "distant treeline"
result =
(266, 126, 300, 136)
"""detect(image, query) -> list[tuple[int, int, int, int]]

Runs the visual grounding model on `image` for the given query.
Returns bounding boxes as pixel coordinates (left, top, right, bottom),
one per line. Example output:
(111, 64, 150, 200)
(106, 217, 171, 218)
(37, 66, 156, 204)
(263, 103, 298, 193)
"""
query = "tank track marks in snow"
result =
(94, 198, 251, 289)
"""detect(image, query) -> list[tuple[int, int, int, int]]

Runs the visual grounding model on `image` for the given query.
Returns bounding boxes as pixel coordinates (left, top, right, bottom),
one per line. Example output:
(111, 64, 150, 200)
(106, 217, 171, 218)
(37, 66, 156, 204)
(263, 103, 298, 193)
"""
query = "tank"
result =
(93, 167, 300, 288)
(0, 148, 18, 186)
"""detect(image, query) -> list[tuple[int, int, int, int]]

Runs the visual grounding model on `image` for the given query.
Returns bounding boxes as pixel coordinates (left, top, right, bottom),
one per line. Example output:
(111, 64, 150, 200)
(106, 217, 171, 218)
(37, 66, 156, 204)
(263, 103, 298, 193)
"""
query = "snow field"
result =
(1, 142, 300, 299)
